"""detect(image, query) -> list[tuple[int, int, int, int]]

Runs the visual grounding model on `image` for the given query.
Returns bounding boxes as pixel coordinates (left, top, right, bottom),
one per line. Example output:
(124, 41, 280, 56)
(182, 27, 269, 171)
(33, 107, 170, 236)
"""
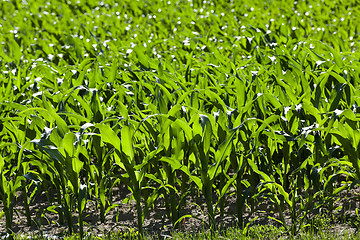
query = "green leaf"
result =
(159, 157, 203, 189)
(30, 138, 64, 163)
(121, 125, 134, 160)
(72, 157, 84, 175)
(63, 132, 76, 156)
(134, 46, 150, 69)
(235, 78, 246, 108)
(0, 155, 4, 172)
(33, 64, 55, 81)
(79, 184, 87, 212)
(96, 123, 121, 152)
(20, 107, 69, 139)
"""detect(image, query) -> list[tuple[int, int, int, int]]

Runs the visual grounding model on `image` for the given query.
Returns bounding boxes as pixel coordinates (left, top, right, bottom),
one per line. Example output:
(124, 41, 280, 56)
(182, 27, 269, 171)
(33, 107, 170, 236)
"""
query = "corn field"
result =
(0, 0, 360, 238)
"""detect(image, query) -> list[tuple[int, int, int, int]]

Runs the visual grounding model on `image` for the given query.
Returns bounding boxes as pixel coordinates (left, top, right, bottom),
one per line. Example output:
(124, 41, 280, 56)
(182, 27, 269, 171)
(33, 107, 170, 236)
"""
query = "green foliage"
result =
(0, 0, 360, 238)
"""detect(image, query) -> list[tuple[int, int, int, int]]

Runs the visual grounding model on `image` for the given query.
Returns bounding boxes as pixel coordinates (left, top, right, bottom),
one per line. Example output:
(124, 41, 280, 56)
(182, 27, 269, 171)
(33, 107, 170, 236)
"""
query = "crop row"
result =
(1, 0, 360, 238)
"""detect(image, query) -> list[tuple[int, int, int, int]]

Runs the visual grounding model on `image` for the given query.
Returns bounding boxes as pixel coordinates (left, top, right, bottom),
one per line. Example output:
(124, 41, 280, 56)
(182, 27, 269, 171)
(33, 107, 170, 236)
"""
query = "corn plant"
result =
(0, 0, 360, 238)
(0, 153, 24, 236)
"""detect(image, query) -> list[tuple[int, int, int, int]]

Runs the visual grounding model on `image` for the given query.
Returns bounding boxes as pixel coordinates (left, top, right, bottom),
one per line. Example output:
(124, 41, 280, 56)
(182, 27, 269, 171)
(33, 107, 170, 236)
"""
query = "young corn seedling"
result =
(58, 132, 88, 239)
(97, 122, 147, 236)
(0, 153, 24, 237)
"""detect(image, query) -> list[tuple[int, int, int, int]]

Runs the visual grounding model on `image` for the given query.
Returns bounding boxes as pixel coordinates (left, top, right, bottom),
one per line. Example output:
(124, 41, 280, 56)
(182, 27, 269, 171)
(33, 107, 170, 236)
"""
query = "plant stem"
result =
(136, 198, 143, 237)
(22, 186, 32, 226)
(4, 204, 13, 235)
(237, 175, 244, 229)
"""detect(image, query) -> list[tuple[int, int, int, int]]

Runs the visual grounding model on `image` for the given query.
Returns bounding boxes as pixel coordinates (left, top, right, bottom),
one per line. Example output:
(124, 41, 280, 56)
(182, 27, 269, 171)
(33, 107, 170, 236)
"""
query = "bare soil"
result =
(1, 184, 359, 238)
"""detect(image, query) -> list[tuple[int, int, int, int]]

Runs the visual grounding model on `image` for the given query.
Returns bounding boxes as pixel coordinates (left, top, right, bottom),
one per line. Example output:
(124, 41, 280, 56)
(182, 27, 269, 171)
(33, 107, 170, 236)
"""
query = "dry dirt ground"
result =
(1, 184, 360, 239)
